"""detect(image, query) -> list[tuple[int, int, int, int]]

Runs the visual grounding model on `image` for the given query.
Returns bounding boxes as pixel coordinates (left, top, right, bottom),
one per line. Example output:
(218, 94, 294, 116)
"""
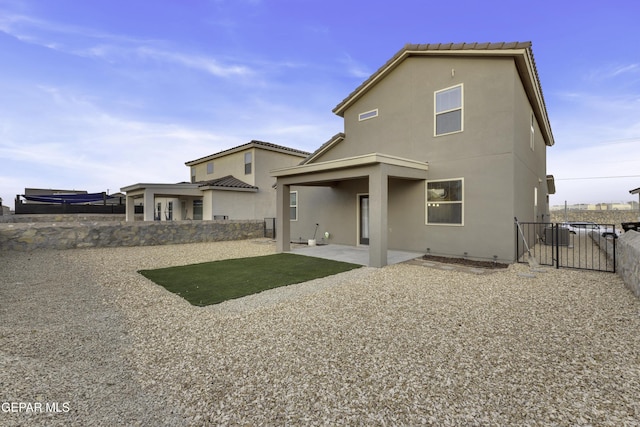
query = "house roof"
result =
(332, 41, 554, 147)
(300, 133, 345, 165)
(185, 140, 310, 166)
(630, 187, 640, 195)
(197, 175, 258, 190)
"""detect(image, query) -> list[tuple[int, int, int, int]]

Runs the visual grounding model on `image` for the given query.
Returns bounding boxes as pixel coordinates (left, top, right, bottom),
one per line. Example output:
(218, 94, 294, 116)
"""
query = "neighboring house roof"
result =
(198, 175, 258, 191)
(332, 41, 554, 147)
(300, 133, 345, 165)
(185, 140, 310, 166)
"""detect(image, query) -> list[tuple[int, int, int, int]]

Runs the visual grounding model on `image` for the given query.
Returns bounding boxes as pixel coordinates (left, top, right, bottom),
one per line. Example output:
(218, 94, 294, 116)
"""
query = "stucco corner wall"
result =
(615, 230, 640, 298)
(0, 220, 265, 251)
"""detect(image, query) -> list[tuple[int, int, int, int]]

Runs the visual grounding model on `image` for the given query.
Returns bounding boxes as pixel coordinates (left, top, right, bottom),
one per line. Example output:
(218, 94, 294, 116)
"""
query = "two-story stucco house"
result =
(272, 42, 556, 267)
(122, 141, 309, 221)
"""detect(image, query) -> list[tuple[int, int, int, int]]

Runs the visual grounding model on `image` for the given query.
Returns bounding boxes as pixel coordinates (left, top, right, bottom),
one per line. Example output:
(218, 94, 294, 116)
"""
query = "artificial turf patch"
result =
(138, 253, 361, 306)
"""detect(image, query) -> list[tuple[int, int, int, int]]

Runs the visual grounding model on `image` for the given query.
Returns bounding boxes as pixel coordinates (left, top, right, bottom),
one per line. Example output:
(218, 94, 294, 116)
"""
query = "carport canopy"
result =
(271, 153, 428, 267)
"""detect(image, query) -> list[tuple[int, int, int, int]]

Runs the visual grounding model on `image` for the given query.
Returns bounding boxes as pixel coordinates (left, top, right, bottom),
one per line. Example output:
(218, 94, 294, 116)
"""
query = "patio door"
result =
(359, 194, 369, 245)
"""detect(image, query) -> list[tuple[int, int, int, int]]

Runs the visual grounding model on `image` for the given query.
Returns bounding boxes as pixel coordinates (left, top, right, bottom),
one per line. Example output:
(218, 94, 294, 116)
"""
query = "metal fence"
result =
(515, 221, 617, 273)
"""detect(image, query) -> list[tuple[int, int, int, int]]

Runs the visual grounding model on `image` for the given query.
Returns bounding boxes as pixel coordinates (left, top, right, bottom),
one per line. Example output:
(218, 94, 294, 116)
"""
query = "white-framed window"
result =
(192, 200, 203, 220)
(426, 178, 464, 225)
(290, 191, 298, 221)
(244, 152, 252, 175)
(207, 162, 214, 174)
(530, 112, 535, 151)
(359, 109, 378, 121)
(435, 84, 463, 136)
(190, 166, 196, 183)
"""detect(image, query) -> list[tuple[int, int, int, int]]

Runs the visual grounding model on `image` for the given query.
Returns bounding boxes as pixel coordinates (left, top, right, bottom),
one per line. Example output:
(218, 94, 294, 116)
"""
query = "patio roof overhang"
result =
(120, 183, 203, 199)
(272, 153, 429, 185)
(272, 153, 428, 267)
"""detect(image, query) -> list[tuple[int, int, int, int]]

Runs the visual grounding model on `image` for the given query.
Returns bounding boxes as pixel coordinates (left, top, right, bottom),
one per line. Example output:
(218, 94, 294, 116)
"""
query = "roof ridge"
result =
(185, 140, 310, 165)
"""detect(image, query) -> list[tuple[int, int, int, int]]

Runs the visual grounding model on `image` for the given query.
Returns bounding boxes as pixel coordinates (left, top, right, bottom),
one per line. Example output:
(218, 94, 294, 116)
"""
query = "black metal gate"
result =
(515, 221, 617, 273)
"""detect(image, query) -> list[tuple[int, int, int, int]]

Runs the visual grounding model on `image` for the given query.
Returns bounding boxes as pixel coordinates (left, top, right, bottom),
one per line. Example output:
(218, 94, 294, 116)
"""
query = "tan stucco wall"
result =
(292, 55, 550, 263)
(192, 148, 256, 185)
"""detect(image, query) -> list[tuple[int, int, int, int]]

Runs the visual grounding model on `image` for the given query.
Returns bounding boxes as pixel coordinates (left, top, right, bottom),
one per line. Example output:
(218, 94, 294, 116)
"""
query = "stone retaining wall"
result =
(0, 220, 265, 251)
(615, 231, 640, 298)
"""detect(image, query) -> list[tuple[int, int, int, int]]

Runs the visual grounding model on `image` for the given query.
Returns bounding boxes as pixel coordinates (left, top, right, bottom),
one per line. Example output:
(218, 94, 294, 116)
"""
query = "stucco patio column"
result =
(276, 182, 291, 253)
(125, 195, 136, 222)
(202, 191, 214, 221)
(143, 189, 155, 221)
(368, 166, 389, 267)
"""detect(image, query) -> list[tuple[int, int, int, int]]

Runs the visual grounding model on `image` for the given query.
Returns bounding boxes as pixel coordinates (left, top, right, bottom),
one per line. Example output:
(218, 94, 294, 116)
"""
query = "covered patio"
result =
(291, 243, 422, 266)
(272, 153, 428, 267)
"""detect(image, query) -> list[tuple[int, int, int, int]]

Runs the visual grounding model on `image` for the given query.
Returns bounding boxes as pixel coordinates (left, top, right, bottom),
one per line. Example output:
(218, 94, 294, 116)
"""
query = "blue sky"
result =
(1, 0, 639, 210)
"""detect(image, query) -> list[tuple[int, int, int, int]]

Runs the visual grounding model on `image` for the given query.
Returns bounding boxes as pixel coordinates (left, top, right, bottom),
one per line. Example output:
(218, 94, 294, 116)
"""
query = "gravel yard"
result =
(1, 239, 639, 426)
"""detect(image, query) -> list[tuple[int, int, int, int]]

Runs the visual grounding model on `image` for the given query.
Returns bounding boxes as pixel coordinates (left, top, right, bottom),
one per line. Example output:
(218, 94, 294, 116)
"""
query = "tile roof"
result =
(186, 140, 310, 166)
(299, 133, 345, 165)
(198, 175, 257, 190)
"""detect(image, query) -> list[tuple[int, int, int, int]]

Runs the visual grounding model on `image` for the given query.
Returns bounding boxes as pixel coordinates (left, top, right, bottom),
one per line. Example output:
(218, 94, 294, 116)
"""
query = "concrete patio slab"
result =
(291, 243, 422, 266)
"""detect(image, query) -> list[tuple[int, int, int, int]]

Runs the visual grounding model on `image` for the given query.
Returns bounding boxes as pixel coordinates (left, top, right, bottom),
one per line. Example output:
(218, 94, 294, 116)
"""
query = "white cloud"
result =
(339, 53, 372, 79)
(0, 11, 256, 80)
(586, 62, 640, 81)
(135, 47, 253, 78)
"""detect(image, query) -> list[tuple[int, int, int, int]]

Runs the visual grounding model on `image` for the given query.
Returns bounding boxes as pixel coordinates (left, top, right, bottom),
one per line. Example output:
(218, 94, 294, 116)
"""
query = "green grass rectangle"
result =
(138, 253, 362, 306)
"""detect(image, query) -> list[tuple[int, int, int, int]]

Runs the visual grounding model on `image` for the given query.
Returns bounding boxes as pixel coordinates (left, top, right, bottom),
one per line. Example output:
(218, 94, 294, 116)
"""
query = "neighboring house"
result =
(122, 141, 309, 221)
(272, 42, 556, 267)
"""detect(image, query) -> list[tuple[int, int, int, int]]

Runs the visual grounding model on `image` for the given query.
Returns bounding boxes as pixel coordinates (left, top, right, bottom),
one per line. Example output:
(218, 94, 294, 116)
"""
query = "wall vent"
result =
(358, 109, 378, 121)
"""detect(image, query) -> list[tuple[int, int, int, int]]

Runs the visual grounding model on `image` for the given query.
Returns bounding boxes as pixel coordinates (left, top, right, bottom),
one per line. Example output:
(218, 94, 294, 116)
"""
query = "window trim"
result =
(244, 152, 252, 175)
(434, 84, 464, 137)
(530, 112, 535, 151)
(358, 109, 379, 121)
(289, 190, 298, 221)
(425, 178, 464, 226)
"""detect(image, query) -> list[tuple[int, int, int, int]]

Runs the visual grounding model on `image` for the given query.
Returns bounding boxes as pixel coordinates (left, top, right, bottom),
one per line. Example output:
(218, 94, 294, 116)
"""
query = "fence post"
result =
(613, 226, 616, 274)
(515, 222, 519, 262)
(552, 222, 560, 269)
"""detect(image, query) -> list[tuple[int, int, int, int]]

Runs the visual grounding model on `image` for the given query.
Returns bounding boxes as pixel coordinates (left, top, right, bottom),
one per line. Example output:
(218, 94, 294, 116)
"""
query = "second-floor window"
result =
(207, 162, 214, 174)
(244, 152, 252, 174)
(435, 84, 463, 136)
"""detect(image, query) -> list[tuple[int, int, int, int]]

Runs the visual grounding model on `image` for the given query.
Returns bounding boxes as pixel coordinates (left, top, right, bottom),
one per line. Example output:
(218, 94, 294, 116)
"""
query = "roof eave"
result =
(185, 141, 309, 166)
(199, 186, 258, 192)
